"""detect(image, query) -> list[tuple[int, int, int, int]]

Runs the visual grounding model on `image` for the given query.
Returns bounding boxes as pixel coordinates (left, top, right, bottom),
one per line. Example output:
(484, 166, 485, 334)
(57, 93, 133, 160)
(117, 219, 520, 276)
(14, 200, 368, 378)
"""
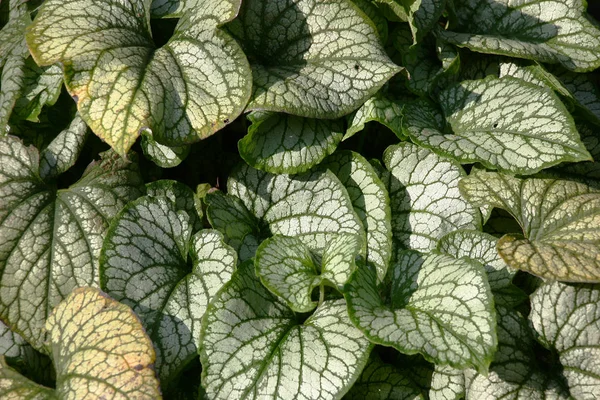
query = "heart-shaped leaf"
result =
(27, 0, 252, 155)
(530, 282, 600, 399)
(324, 150, 392, 281)
(437, 0, 600, 72)
(403, 76, 591, 174)
(228, 0, 400, 118)
(460, 170, 600, 282)
(383, 142, 480, 252)
(226, 163, 365, 252)
(200, 260, 372, 399)
(238, 112, 344, 174)
(0, 287, 162, 399)
(255, 233, 361, 312)
(0, 135, 144, 350)
(344, 250, 497, 371)
(101, 195, 236, 386)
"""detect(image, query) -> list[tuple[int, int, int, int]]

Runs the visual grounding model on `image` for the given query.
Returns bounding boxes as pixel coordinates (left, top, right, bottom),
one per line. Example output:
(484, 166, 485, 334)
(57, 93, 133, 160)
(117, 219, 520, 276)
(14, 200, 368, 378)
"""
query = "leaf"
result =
(146, 179, 202, 232)
(0, 321, 54, 388)
(383, 142, 480, 252)
(437, 0, 600, 72)
(238, 112, 344, 174)
(403, 76, 591, 174)
(530, 282, 600, 399)
(0, 3, 30, 130)
(200, 260, 372, 399)
(403, 0, 446, 44)
(227, 163, 365, 252)
(0, 287, 162, 399)
(0, 135, 144, 350)
(204, 190, 261, 261)
(460, 170, 600, 282)
(352, 0, 389, 44)
(101, 195, 236, 386)
(437, 230, 521, 298)
(151, 0, 201, 17)
(255, 233, 361, 312)
(228, 0, 400, 118)
(27, 0, 252, 156)
(430, 365, 465, 400)
(466, 306, 569, 399)
(344, 250, 497, 371)
(39, 113, 88, 179)
(323, 150, 392, 282)
(345, 93, 408, 140)
(345, 352, 425, 400)
(12, 60, 63, 123)
(141, 131, 190, 169)
(547, 66, 600, 126)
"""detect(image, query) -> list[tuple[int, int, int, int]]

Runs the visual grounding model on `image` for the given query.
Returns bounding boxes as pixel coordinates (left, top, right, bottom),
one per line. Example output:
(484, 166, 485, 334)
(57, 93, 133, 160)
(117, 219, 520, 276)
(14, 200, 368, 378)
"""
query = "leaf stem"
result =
(319, 284, 325, 307)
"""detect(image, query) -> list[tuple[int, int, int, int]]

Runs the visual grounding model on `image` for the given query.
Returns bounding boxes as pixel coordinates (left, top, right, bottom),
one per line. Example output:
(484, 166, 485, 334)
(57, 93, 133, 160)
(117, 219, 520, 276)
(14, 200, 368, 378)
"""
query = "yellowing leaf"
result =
(0, 287, 162, 399)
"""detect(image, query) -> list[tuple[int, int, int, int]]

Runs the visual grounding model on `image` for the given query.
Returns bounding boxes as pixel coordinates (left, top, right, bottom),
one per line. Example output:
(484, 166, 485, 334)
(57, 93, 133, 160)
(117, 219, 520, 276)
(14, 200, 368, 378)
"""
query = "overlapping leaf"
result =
(345, 93, 408, 140)
(228, 0, 400, 118)
(383, 142, 480, 252)
(404, 0, 445, 44)
(200, 260, 372, 399)
(141, 131, 190, 168)
(346, 353, 425, 400)
(437, 230, 526, 307)
(344, 250, 496, 371)
(460, 170, 600, 282)
(403, 76, 591, 174)
(255, 233, 361, 312)
(0, 135, 143, 350)
(466, 306, 570, 399)
(0, 287, 162, 399)
(530, 282, 600, 399)
(430, 365, 464, 400)
(27, 0, 252, 155)
(324, 150, 392, 281)
(238, 112, 344, 174)
(226, 163, 365, 252)
(438, 0, 600, 72)
(101, 195, 236, 386)
(39, 113, 87, 179)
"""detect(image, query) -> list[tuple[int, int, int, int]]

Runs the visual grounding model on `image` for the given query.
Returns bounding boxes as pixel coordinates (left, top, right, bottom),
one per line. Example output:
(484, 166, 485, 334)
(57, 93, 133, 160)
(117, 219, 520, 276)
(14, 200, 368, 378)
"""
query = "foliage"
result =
(1, 0, 600, 398)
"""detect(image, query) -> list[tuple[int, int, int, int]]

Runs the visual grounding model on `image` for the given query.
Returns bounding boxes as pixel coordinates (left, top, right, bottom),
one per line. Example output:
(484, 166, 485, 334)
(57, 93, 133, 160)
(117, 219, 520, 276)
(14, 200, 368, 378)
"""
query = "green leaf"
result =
(0, 3, 30, 130)
(101, 195, 236, 386)
(27, 0, 252, 156)
(460, 170, 600, 282)
(204, 190, 261, 261)
(323, 150, 392, 282)
(345, 93, 408, 140)
(0, 287, 162, 399)
(403, 76, 591, 174)
(146, 179, 202, 232)
(530, 282, 600, 399)
(352, 0, 389, 44)
(547, 66, 600, 126)
(151, 0, 200, 18)
(255, 233, 361, 312)
(466, 306, 569, 399)
(39, 113, 88, 179)
(0, 321, 54, 388)
(403, 0, 446, 44)
(383, 142, 480, 252)
(430, 365, 465, 400)
(373, 0, 408, 22)
(200, 260, 372, 399)
(344, 250, 497, 371)
(0, 135, 144, 350)
(437, 0, 600, 72)
(437, 230, 522, 301)
(227, 163, 365, 252)
(228, 0, 400, 118)
(141, 131, 190, 169)
(345, 352, 425, 400)
(238, 112, 344, 174)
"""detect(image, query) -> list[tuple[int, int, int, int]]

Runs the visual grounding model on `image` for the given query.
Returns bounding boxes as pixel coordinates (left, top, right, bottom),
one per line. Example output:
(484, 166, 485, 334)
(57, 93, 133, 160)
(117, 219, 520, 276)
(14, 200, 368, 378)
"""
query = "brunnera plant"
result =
(0, 0, 600, 399)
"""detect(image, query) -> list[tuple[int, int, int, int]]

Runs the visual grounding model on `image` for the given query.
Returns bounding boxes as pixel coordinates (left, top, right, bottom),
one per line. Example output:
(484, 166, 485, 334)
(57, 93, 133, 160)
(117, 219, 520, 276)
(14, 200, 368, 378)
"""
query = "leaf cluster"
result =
(1, 0, 600, 399)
